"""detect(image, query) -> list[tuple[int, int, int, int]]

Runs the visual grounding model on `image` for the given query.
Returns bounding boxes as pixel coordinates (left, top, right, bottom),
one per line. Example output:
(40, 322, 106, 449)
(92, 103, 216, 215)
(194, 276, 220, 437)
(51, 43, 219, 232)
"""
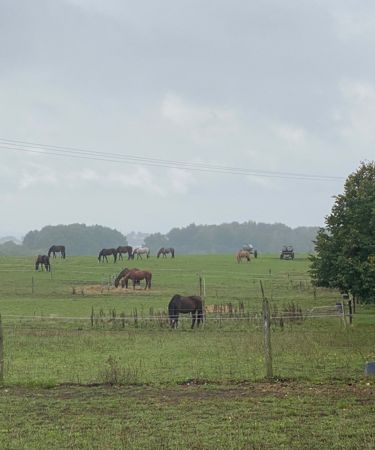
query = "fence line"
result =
(2, 313, 369, 322)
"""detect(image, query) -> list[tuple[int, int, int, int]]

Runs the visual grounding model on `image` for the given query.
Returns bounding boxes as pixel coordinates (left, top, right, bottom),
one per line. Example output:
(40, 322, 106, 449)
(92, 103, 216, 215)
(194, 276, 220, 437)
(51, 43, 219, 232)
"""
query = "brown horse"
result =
(35, 255, 51, 272)
(168, 294, 204, 329)
(116, 246, 133, 260)
(236, 250, 251, 263)
(122, 269, 152, 290)
(114, 267, 140, 287)
(157, 247, 175, 258)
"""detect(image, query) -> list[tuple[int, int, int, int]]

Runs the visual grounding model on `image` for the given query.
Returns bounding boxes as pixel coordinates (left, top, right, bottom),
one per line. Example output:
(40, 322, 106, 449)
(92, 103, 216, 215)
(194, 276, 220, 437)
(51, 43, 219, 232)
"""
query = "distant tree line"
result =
(0, 224, 128, 256)
(0, 221, 319, 256)
(144, 221, 319, 255)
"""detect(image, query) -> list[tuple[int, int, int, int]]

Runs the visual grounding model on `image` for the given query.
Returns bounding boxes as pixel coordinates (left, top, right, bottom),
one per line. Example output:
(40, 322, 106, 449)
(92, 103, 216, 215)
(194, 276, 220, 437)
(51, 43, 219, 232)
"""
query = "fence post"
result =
(341, 301, 347, 328)
(260, 281, 273, 379)
(31, 276, 34, 295)
(0, 315, 4, 383)
(199, 274, 205, 325)
(199, 275, 204, 298)
(348, 300, 353, 326)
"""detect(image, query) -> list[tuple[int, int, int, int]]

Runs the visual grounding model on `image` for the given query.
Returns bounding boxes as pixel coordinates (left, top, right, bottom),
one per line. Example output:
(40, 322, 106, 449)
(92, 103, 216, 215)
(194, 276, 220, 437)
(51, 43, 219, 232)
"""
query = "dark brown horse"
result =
(168, 294, 204, 329)
(122, 269, 152, 290)
(35, 255, 51, 272)
(236, 250, 250, 263)
(116, 246, 133, 260)
(98, 248, 117, 263)
(48, 245, 66, 259)
(157, 247, 175, 258)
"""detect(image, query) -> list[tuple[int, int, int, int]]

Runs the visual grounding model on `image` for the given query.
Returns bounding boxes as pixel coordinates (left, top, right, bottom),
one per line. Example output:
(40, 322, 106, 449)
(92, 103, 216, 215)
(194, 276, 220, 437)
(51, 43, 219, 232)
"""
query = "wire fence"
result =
(0, 302, 373, 386)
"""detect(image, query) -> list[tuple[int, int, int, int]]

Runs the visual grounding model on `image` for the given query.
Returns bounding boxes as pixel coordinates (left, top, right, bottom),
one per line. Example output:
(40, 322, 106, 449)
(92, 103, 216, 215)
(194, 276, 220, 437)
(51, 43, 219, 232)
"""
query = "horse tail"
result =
(148, 272, 152, 289)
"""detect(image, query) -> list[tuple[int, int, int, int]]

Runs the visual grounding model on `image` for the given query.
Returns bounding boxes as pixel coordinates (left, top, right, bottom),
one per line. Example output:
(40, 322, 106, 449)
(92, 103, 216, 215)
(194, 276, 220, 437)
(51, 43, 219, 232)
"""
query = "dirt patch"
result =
(74, 284, 160, 295)
(2, 380, 374, 403)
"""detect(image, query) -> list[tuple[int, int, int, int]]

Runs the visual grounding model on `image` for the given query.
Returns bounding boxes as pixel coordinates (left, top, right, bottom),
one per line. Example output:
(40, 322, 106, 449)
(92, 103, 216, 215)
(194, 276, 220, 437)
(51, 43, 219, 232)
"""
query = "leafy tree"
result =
(310, 162, 375, 303)
(23, 224, 127, 256)
(144, 233, 169, 254)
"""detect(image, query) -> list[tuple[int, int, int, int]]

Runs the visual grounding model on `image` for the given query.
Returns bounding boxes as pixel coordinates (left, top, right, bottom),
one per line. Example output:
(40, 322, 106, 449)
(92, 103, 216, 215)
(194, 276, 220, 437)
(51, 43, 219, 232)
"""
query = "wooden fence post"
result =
(199, 274, 205, 325)
(260, 281, 273, 379)
(0, 315, 4, 383)
(31, 276, 34, 295)
(348, 300, 353, 326)
(341, 301, 347, 328)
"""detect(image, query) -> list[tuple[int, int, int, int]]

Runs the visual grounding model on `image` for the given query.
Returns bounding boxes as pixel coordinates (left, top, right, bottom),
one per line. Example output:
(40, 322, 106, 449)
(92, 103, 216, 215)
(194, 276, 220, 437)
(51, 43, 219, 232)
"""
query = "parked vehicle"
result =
(280, 245, 294, 260)
(242, 244, 258, 258)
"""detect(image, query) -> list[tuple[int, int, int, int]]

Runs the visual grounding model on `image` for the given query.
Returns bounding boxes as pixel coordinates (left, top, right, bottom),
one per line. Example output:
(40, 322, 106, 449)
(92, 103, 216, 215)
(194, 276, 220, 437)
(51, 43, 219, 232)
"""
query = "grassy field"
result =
(0, 253, 374, 448)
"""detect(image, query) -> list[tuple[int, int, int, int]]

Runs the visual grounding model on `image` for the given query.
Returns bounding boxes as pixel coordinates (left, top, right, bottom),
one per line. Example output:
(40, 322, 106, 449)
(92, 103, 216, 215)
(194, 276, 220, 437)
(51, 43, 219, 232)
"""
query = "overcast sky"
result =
(1, 0, 374, 238)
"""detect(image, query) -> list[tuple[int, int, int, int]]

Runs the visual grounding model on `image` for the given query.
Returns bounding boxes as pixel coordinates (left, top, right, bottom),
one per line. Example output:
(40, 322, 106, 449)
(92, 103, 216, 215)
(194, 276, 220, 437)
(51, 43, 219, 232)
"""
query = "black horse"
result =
(116, 246, 133, 260)
(168, 294, 204, 329)
(48, 245, 66, 259)
(157, 247, 175, 258)
(98, 248, 117, 263)
(35, 255, 50, 272)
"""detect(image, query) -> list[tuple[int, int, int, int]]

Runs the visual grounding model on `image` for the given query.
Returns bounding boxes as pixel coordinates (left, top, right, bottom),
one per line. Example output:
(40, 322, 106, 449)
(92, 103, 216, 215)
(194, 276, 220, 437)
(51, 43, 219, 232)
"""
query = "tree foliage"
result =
(22, 224, 127, 256)
(310, 162, 375, 303)
(144, 221, 318, 254)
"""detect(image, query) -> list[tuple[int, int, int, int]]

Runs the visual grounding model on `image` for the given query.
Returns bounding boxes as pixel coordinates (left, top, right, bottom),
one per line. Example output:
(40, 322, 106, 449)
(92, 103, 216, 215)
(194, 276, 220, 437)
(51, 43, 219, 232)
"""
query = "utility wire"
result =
(0, 137, 345, 182)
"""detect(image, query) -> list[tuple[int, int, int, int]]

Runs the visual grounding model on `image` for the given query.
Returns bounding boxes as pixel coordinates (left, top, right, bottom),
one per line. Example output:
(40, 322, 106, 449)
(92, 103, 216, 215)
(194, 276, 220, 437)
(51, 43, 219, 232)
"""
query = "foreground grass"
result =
(0, 381, 374, 449)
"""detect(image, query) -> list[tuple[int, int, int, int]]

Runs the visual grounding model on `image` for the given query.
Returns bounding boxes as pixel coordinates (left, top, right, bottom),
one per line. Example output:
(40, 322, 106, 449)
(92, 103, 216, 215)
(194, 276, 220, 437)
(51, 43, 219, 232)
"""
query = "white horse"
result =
(132, 246, 150, 259)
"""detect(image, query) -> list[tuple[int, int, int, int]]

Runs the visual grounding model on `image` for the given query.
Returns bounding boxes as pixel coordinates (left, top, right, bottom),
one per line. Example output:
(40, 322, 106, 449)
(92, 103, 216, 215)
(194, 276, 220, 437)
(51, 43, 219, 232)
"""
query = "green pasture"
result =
(1, 382, 374, 450)
(0, 254, 374, 449)
(0, 253, 374, 386)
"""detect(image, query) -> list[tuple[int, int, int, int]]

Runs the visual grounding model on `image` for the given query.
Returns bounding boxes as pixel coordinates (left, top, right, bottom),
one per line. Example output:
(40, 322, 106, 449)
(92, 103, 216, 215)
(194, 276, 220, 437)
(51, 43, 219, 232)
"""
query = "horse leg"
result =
(191, 311, 197, 329)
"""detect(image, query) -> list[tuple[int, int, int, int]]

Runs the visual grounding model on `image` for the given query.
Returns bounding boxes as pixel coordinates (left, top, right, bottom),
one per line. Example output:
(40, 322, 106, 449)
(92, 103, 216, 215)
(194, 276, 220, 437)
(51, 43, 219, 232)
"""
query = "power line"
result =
(0, 137, 345, 182)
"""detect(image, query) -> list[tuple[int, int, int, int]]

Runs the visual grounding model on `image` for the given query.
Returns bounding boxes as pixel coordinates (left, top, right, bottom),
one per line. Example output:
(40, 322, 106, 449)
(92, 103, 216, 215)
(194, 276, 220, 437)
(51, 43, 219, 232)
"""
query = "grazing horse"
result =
(122, 269, 152, 290)
(168, 294, 204, 329)
(132, 247, 150, 259)
(98, 248, 117, 263)
(114, 267, 140, 287)
(236, 250, 251, 263)
(157, 247, 175, 258)
(116, 246, 133, 260)
(35, 255, 50, 272)
(48, 245, 66, 259)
